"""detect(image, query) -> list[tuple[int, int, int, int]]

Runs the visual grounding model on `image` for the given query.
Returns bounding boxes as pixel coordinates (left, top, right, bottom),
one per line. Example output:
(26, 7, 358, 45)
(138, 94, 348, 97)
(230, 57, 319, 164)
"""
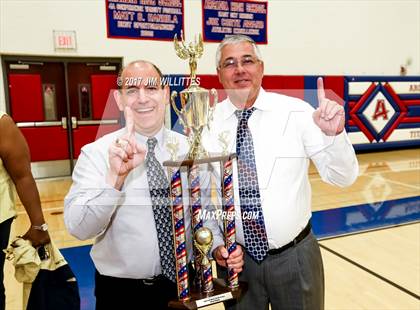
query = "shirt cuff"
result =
(322, 129, 352, 150)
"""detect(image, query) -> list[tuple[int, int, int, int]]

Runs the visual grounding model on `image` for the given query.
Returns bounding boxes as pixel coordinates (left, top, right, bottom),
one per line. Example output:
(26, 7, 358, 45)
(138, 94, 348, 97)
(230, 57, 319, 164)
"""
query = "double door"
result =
(2, 56, 122, 178)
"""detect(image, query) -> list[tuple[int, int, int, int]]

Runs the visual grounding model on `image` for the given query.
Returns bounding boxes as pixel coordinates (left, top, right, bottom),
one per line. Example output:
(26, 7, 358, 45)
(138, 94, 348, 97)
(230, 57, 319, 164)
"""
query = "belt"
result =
(141, 276, 160, 286)
(95, 270, 163, 287)
(268, 222, 312, 256)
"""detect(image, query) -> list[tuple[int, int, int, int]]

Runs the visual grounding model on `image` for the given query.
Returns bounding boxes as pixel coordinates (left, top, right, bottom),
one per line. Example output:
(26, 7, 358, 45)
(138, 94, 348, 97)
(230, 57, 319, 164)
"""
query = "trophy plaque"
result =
(164, 32, 246, 309)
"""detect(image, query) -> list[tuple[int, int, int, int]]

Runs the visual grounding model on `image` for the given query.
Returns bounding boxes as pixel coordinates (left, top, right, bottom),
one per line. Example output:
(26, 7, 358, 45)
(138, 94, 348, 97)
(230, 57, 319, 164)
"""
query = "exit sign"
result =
(53, 30, 77, 50)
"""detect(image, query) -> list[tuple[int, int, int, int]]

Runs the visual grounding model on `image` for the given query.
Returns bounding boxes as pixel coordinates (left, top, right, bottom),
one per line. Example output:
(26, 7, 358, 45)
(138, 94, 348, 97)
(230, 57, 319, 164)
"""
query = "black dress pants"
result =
(95, 270, 178, 310)
(0, 218, 13, 310)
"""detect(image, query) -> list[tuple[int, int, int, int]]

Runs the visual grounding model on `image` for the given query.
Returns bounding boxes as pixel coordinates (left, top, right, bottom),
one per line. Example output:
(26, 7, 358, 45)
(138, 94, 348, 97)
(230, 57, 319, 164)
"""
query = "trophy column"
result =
(168, 166, 190, 301)
(188, 163, 210, 291)
(221, 156, 239, 289)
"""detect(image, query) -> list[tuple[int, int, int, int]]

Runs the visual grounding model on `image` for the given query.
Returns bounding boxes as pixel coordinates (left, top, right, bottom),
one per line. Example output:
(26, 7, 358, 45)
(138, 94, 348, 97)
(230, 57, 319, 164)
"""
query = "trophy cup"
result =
(164, 32, 245, 309)
(170, 32, 216, 160)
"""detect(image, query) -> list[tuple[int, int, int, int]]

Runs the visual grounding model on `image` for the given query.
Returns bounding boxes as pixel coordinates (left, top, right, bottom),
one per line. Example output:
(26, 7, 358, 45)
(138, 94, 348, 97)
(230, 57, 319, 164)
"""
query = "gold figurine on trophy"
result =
(193, 227, 214, 293)
(174, 31, 203, 83)
(218, 131, 230, 156)
(166, 135, 180, 162)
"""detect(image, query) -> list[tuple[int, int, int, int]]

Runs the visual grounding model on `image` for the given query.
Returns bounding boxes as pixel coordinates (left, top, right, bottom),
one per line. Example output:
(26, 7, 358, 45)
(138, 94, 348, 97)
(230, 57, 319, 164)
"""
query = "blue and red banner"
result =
(202, 0, 267, 43)
(106, 0, 184, 41)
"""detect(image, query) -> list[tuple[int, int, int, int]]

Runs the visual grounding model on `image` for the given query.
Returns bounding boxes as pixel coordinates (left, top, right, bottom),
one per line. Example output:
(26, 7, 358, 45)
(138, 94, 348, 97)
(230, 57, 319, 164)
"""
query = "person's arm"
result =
(307, 130, 359, 187)
(0, 115, 50, 247)
(65, 107, 146, 240)
(64, 144, 124, 240)
(305, 78, 359, 186)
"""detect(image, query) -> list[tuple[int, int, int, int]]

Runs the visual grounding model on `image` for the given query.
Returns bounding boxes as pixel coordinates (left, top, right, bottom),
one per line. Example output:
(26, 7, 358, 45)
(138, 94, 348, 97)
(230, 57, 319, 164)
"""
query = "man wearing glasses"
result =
(204, 35, 359, 309)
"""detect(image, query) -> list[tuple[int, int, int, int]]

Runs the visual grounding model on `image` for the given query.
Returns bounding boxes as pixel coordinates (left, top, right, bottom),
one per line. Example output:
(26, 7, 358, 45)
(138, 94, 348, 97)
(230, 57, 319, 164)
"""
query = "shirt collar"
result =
(134, 126, 165, 150)
(222, 88, 273, 120)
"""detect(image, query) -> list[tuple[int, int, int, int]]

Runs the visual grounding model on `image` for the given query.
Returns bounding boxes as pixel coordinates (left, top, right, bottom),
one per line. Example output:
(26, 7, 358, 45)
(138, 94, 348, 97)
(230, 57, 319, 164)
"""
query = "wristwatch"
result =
(32, 223, 48, 231)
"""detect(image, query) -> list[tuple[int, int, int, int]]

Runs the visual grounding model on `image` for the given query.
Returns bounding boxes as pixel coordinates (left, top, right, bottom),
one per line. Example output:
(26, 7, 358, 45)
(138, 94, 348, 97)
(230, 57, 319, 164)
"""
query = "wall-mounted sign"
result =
(106, 0, 184, 41)
(345, 77, 420, 150)
(202, 0, 267, 44)
(53, 30, 77, 50)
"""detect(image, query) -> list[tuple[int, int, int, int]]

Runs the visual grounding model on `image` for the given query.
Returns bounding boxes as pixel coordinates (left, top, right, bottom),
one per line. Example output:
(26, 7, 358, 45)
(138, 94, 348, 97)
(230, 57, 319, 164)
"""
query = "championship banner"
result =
(106, 0, 184, 40)
(202, 0, 267, 43)
(345, 77, 420, 150)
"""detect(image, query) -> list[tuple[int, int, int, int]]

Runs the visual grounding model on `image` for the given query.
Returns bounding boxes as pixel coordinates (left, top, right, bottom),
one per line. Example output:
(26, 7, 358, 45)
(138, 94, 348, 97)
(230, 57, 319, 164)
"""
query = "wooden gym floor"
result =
(4, 148, 420, 309)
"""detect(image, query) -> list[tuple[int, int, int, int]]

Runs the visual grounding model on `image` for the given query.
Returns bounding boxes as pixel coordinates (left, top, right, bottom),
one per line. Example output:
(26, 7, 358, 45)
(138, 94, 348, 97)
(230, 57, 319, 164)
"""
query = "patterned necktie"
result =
(146, 137, 176, 282)
(235, 108, 269, 263)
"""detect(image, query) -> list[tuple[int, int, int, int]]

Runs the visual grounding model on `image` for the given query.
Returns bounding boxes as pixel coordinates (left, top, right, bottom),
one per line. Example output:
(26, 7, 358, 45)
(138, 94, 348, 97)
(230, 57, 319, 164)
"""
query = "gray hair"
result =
(215, 35, 263, 68)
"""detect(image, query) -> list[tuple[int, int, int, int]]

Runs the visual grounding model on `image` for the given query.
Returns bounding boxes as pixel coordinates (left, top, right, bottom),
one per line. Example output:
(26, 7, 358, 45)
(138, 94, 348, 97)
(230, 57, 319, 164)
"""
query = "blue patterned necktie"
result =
(235, 108, 269, 263)
(146, 137, 176, 282)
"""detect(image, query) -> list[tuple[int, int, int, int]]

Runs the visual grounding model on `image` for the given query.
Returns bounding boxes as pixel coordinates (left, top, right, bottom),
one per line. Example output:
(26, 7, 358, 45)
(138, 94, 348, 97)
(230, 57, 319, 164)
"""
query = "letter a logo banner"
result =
(372, 99, 389, 120)
(349, 82, 407, 142)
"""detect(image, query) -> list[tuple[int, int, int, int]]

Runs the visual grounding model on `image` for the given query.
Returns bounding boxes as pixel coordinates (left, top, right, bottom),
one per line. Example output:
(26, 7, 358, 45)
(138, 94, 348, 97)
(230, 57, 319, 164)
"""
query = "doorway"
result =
(2, 56, 122, 178)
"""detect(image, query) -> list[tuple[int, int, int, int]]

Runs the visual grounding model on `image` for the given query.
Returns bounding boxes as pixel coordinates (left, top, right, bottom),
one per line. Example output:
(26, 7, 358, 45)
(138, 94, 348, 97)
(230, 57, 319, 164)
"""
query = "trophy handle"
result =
(208, 88, 218, 129)
(171, 90, 185, 127)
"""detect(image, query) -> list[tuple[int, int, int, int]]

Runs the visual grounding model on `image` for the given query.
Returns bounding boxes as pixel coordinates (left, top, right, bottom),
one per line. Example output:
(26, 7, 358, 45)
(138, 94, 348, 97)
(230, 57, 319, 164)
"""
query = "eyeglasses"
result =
(219, 55, 260, 70)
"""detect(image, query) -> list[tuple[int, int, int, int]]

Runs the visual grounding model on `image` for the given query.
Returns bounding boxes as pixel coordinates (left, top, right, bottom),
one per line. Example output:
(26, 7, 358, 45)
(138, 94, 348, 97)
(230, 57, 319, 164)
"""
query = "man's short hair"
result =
(215, 35, 263, 68)
(117, 60, 166, 89)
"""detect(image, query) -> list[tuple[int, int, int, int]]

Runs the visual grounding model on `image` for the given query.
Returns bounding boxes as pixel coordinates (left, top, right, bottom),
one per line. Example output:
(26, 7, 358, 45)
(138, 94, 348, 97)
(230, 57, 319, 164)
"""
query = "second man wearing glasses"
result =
(204, 35, 359, 310)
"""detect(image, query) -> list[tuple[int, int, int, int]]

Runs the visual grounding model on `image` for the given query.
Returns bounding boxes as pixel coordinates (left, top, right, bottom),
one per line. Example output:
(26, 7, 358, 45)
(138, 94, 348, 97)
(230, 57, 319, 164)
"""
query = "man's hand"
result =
(213, 244, 244, 273)
(106, 107, 146, 189)
(22, 228, 50, 248)
(312, 77, 345, 136)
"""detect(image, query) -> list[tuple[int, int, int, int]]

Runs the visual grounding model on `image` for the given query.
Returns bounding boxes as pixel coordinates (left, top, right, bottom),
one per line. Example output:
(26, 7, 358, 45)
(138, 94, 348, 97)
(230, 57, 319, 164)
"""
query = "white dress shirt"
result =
(202, 88, 359, 250)
(64, 127, 222, 279)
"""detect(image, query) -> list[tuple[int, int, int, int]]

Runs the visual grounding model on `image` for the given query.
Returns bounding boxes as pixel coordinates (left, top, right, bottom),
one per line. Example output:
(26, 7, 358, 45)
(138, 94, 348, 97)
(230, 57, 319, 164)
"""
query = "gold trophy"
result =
(171, 31, 217, 159)
(165, 32, 245, 309)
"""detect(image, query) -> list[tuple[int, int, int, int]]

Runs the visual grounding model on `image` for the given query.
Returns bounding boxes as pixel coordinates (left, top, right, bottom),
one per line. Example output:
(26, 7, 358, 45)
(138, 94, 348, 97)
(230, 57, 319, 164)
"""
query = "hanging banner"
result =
(202, 0, 267, 44)
(106, 0, 184, 41)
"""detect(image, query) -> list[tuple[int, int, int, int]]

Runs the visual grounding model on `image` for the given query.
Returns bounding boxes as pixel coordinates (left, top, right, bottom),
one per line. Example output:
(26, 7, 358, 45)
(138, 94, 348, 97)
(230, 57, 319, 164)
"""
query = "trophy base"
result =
(168, 279, 247, 309)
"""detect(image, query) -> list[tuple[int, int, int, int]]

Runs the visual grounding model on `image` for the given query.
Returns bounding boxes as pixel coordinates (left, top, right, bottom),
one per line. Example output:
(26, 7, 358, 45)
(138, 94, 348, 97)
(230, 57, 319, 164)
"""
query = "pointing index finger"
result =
(124, 106, 135, 136)
(317, 77, 326, 105)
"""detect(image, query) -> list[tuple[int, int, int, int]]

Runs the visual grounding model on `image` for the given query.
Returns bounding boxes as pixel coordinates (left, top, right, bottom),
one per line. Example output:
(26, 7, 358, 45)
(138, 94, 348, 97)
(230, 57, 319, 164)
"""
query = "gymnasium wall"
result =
(1, 0, 419, 111)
